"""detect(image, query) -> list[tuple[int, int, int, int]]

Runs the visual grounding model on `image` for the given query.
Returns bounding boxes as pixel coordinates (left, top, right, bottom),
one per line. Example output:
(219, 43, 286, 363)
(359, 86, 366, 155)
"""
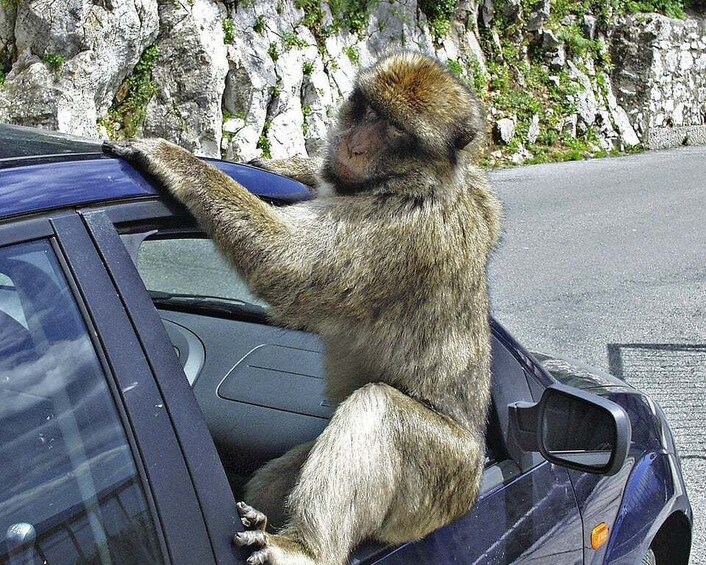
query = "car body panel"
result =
(374, 462, 583, 564)
(536, 354, 692, 562)
(0, 155, 311, 221)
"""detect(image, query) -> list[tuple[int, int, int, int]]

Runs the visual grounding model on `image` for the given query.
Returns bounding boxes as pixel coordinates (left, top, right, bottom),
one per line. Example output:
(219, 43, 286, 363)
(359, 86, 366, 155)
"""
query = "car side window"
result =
(0, 240, 164, 564)
(136, 235, 268, 307)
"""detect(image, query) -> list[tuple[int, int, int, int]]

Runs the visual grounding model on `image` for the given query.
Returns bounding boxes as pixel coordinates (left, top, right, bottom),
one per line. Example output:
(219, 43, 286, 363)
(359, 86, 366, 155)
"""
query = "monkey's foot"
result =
(234, 502, 315, 565)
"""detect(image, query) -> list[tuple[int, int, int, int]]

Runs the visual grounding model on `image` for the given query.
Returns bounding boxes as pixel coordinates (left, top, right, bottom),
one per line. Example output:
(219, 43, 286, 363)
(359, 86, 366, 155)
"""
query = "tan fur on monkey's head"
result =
(356, 51, 485, 157)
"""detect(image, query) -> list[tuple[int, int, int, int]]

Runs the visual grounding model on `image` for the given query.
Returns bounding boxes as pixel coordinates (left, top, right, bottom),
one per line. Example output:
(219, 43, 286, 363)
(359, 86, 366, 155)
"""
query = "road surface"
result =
(488, 146, 706, 563)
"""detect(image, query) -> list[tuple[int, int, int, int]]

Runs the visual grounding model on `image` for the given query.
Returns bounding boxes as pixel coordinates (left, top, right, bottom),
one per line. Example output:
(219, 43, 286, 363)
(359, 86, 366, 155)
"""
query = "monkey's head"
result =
(322, 51, 486, 197)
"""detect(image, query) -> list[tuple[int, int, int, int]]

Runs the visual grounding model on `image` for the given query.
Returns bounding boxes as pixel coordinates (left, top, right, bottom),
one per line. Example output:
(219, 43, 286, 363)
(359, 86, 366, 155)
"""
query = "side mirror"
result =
(509, 384, 631, 475)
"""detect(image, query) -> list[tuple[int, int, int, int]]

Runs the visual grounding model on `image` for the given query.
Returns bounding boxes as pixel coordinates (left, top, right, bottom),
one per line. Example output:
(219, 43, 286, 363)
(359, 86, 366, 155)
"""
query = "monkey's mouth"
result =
(334, 159, 367, 184)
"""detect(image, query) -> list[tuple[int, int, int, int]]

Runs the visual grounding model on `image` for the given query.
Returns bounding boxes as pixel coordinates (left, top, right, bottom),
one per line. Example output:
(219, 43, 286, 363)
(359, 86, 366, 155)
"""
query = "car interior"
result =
(124, 227, 538, 503)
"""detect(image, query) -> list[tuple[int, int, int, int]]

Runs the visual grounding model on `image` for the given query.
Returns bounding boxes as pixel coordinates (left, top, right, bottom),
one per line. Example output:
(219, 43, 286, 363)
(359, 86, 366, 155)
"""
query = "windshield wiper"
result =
(148, 290, 268, 321)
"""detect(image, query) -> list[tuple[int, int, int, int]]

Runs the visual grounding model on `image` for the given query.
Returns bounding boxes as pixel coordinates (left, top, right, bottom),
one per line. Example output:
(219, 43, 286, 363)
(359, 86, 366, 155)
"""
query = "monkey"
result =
(105, 50, 502, 565)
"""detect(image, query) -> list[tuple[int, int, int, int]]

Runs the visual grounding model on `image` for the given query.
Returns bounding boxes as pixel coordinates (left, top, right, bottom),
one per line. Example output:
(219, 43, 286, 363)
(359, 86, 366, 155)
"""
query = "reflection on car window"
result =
(137, 236, 268, 307)
(0, 240, 163, 564)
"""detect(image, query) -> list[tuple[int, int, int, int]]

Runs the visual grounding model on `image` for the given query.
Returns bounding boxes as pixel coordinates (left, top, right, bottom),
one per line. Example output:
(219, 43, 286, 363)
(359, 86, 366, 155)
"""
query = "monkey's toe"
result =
(237, 501, 268, 531)
(246, 547, 276, 565)
(234, 529, 267, 547)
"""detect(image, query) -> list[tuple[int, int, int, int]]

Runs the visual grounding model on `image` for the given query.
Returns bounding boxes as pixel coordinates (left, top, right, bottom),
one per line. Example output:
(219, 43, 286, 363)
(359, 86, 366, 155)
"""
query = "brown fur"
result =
(108, 51, 501, 565)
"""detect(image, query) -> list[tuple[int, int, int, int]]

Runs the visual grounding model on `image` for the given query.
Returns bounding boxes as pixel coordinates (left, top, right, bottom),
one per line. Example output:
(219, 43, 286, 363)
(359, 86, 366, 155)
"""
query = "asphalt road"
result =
(487, 146, 705, 563)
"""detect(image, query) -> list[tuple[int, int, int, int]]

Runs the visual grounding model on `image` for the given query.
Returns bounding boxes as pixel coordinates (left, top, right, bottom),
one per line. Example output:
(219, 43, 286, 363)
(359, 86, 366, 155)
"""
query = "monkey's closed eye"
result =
(387, 123, 406, 139)
(364, 106, 379, 121)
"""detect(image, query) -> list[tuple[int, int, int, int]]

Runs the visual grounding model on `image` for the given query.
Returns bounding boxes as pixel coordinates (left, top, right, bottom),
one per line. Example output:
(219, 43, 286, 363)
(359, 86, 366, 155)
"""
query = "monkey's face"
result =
(323, 96, 425, 195)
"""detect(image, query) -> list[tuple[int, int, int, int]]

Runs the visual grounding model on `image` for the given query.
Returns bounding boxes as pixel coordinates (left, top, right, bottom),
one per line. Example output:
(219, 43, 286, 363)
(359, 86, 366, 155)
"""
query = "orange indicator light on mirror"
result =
(591, 522, 609, 550)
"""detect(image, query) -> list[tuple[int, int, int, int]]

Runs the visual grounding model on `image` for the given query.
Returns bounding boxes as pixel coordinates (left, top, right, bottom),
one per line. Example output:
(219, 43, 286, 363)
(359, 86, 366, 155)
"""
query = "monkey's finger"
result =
(236, 501, 268, 531)
(233, 530, 267, 548)
(102, 138, 167, 160)
(102, 140, 130, 157)
(246, 548, 276, 565)
(102, 139, 151, 162)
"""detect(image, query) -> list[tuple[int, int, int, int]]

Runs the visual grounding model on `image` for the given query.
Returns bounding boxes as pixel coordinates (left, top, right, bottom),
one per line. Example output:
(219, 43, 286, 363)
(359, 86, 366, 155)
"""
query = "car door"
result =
(0, 214, 223, 564)
(83, 200, 585, 564)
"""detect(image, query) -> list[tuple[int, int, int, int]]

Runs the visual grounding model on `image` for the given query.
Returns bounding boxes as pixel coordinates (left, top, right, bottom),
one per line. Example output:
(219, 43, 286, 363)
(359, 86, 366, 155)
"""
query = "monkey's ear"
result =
(454, 127, 477, 150)
(453, 105, 486, 152)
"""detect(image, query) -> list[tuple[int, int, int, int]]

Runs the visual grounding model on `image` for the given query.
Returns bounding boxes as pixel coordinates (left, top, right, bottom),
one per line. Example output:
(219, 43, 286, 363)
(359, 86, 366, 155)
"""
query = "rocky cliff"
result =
(0, 0, 704, 164)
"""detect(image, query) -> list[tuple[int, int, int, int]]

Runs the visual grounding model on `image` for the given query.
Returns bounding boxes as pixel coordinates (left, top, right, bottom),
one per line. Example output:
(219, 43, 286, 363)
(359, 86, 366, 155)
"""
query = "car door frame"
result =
(77, 202, 242, 564)
(0, 212, 221, 564)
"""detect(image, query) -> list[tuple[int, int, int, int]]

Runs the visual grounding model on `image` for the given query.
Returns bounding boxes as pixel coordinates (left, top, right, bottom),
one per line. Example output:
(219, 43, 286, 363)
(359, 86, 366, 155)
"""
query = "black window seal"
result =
(48, 232, 172, 564)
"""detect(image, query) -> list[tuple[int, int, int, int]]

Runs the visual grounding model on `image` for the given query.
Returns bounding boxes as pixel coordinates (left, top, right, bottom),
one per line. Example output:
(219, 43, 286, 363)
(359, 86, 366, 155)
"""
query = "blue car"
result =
(0, 124, 691, 565)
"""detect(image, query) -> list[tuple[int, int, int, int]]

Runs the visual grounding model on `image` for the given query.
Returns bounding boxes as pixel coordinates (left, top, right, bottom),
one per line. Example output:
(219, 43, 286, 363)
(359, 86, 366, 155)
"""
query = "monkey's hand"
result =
(102, 138, 199, 202)
(247, 155, 321, 191)
(235, 502, 316, 565)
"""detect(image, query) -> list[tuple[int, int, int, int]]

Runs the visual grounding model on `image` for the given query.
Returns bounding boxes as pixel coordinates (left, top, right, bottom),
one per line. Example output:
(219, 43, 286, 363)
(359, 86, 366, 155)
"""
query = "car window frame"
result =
(0, 212, 220, 564)
(92, 200, 543, 462)
(78, 205, 242, 565)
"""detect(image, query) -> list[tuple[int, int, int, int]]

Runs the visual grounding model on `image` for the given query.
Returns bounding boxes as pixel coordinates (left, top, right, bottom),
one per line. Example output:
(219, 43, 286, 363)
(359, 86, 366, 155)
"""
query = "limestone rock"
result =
(0, 0, 159, 137)
(568, 61, 598, 126)
(495, 117, 516, 143)
(0, 0, 702, 159)
(143, 0, 228, 157)
(583, 15, 597, 40)
(527, 114, 540, 144)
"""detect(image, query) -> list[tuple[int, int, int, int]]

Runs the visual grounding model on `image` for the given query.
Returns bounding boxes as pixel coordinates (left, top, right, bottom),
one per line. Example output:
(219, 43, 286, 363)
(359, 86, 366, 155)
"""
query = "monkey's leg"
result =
(244, 442, 313, 531)
(235, 383, 485, 565)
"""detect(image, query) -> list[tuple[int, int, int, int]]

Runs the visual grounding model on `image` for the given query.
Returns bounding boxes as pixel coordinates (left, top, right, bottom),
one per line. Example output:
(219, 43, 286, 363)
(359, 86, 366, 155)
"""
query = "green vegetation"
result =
(419, 0, 456, 39)
(257, 121, 272, 158)
(344, 45, 360, 65)
(446, 59, 463, 77)
(42, 53, 65, 73)
(294, 0, 377, 42)
(100, 46, 159, 139)
(282, 31, 308, 50)
(329, 0, 375, 34)
(222, 19, 235, 44)
(302, 60, 315, 75)
(267, 42, 279, 61)
(295, 0, 327, 44)
(253, 15, 266, 34)
(302, 104, 313, 135)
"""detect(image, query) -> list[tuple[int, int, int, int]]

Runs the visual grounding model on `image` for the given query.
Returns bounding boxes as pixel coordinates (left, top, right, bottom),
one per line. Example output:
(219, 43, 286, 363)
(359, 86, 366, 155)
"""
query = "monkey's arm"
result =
(249, 155, 322, 188)
(105, 139, 323, 311)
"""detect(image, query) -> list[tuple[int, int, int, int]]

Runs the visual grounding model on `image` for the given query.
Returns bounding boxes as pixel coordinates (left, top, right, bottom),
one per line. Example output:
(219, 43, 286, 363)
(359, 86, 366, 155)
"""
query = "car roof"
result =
(0, 124, 312, 220)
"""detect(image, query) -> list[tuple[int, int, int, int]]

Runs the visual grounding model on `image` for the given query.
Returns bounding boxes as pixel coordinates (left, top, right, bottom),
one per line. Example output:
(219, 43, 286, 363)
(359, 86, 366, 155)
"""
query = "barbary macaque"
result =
(106, 50, 501, 565)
